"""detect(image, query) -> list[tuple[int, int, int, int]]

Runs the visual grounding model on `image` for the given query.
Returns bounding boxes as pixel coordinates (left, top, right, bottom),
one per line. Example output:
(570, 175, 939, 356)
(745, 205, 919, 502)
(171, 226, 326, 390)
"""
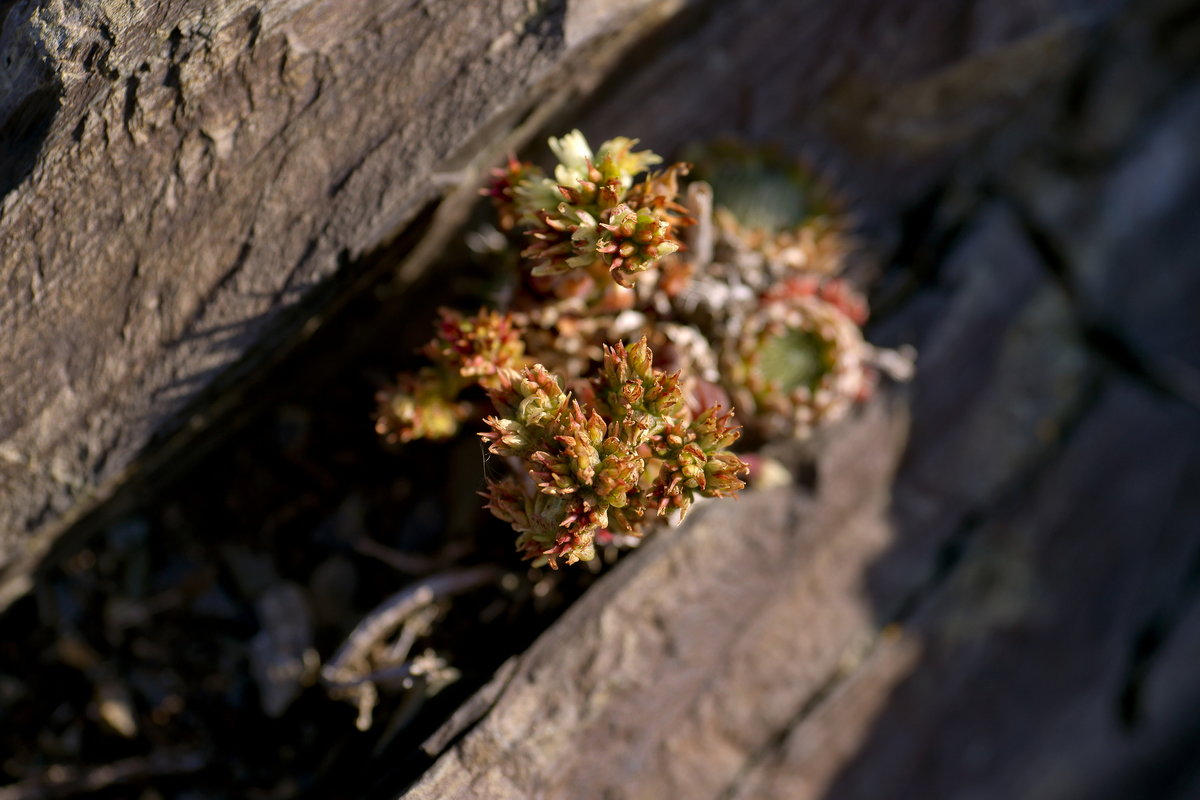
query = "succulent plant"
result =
(494, 130, 688, 291)
(379, 130, 912, 566)
(479, 339, 746, 567)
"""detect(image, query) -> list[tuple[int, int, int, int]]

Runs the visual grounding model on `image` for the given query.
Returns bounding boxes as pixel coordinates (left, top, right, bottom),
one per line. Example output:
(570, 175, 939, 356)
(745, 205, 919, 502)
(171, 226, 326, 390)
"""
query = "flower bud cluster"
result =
(479, 339, 747, 568)
(488, 130, 687, 289)
(425, 307, 525, 391)
(375, 308, 525, 444)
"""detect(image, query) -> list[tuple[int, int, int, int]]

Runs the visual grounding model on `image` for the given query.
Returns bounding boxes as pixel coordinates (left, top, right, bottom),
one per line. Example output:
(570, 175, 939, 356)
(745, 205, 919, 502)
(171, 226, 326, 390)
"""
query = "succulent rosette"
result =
(723, 290, 873, 439)
(660, 143, 911, 439)
(688, 140, 855, 276)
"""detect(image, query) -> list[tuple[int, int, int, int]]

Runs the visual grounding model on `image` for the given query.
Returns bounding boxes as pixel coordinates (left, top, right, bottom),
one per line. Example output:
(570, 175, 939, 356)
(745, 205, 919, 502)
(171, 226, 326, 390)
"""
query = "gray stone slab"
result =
(732, 377, 1200, 800)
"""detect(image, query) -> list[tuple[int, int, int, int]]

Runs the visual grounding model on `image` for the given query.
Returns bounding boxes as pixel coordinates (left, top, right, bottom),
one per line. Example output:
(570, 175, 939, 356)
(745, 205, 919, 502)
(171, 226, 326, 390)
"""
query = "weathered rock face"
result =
(0, 0, 687, 608)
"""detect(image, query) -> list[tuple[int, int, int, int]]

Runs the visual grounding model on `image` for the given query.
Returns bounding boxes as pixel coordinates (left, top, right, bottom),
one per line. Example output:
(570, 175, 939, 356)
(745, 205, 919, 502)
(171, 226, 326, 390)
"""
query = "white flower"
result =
(549, 129, 594, 186)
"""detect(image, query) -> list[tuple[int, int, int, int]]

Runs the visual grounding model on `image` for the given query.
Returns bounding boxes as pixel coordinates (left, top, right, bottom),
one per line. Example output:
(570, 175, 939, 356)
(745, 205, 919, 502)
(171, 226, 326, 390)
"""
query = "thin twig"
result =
(321, 565, 501, 687)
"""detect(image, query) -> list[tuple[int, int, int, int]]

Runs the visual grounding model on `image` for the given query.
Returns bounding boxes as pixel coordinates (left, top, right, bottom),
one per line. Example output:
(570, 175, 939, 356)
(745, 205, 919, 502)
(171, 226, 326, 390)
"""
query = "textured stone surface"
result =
(576, 0, 1123, 223)
(732, 379, 1200, 800)
(1008, 83, 1200, 395)
(866, 203, 1093, 617)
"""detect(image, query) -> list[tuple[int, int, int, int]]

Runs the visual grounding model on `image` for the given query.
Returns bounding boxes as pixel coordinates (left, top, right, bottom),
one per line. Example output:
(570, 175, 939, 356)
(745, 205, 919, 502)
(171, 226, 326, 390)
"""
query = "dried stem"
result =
(322, 565, 502, 688)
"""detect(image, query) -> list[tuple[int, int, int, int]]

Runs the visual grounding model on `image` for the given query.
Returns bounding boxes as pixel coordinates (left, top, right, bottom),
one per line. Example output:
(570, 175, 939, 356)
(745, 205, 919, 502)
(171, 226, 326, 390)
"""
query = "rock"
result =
(741, 377, 1200, 800)
(1001, 1, 1200, 402)
(869, 203, 1093, 616)
(248, 581, 315, 718)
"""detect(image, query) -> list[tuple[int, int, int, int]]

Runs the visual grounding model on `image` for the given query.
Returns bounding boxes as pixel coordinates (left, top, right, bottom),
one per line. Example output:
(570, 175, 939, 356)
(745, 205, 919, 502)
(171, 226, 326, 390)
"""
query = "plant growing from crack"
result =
(376, 130, 912, 568)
